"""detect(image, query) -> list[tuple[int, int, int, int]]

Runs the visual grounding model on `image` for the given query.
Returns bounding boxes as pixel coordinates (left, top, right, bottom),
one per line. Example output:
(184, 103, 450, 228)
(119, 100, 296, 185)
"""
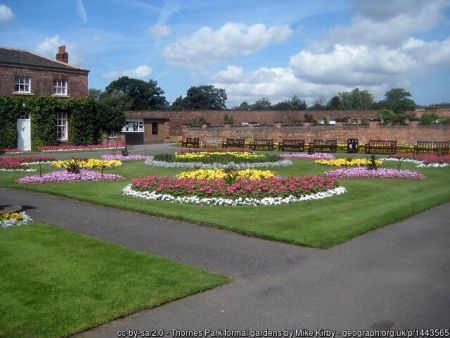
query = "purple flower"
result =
(325, 167, 425, 180)
(280, 153, 336, 160)
(18, 169, 124, 184)
(100, 155, 148, 161)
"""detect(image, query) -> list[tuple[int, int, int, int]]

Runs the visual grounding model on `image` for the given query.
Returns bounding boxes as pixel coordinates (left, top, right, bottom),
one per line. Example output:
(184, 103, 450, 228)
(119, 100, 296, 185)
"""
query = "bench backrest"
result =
(417, 141, 449, 148)
(282, 139, 304, 145)
(368, 140, 396, 146)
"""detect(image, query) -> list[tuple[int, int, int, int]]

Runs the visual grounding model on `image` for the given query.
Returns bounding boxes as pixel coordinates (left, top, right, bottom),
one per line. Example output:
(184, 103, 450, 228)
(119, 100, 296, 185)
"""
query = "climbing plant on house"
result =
(0, 96, 124, 149)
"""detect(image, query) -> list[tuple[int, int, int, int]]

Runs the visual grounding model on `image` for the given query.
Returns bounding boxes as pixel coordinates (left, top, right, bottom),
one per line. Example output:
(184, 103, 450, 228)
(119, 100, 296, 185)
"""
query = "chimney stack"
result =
(56, 45, 69, 64)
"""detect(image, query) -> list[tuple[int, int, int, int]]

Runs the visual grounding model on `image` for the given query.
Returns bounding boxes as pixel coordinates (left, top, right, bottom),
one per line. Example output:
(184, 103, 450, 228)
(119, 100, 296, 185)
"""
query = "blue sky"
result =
(1, 0, 449, 106)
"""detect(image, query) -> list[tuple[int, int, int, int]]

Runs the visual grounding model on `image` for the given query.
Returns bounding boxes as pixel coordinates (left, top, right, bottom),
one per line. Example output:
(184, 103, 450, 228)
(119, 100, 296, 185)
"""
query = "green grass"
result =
(1, 157, 449, 248)
(0, 222, 229, 338)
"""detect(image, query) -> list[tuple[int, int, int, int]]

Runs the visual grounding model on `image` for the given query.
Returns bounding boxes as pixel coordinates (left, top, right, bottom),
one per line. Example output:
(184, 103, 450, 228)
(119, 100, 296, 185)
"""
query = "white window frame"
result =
(54, 79, 68, 96)
(15, 76, 31, 93)
(56, 112, 68, 141)
(122, 120, 144, 133)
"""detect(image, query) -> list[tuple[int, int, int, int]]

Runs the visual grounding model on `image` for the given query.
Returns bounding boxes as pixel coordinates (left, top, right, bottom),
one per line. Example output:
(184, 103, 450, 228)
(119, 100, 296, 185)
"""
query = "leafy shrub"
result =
(419, 112, 438, 125)
(188, 117, 207, 128)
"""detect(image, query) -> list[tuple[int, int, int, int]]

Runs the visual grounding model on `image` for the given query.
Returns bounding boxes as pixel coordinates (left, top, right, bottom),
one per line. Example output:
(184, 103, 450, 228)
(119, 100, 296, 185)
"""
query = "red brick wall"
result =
(181, 121, 449, 146)
(126, 110, 381, 135)
(0, 65, 88, 97)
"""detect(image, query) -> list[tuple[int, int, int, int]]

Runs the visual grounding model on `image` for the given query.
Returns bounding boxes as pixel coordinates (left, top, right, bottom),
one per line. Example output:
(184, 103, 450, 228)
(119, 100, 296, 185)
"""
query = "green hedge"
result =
(0, 96, 124, 149)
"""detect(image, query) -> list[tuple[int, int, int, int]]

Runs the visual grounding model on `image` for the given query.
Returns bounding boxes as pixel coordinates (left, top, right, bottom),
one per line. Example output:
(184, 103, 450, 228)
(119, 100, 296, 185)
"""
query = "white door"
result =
(17, 114, 31, 151)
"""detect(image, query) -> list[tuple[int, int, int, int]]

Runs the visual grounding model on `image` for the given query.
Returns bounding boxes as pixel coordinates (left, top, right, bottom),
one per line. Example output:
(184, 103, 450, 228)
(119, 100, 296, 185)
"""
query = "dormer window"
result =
(15, 76, 31, 93)
(54, 80, 67, 96)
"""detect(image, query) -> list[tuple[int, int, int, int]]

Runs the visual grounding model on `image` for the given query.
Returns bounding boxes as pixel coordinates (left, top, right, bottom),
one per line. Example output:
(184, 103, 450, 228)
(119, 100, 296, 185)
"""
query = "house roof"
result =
(0, 46, 89, 74)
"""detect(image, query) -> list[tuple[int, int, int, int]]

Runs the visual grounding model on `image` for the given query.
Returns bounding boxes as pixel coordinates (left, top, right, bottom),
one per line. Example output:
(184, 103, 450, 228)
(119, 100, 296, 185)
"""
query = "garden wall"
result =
(181, 121, 450, 145)
(125, 110, 380, 135)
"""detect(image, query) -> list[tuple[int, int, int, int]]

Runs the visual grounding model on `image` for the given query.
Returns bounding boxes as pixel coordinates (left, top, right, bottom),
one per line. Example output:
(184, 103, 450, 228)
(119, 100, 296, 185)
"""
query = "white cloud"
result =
(289, 37, 450, 87)
(0, 4, 14, 22)
(163, 22, 293, 69)
(147, 24, 171, 38)
(75, 0, 88, 23)
(332, 1, 448, 46)
(102, 65, 153, 79)
(211, 65, 382, 106)
(36, 35, 82, 65)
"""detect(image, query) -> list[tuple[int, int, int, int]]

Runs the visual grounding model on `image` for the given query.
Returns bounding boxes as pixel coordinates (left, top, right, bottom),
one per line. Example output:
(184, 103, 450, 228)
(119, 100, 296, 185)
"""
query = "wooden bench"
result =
(202, 137, 223, 148)
(279, 139, 305, 152)
(249, 139, 274, 151)
(181, 137, 200, 148)
(414, 141, 449, 154)
(364, 140, 397, 154)
(222, 138, 245, 148)
(309, 139, 337, 153)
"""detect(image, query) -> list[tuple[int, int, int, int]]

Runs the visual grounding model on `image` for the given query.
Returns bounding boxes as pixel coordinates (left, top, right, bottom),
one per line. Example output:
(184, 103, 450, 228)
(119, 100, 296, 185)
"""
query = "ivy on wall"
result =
(0, 96, 124, 149)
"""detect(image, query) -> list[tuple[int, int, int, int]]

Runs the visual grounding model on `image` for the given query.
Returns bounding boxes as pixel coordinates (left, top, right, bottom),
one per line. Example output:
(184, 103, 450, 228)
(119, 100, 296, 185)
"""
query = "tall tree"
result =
(326, 95, 342, 110)
(104, 76, 168, 110)
(251, 98, 272, 110)
(272, 96, 307, 110)
(183, 85, 227, 110)
(338, 88, 374, 110)
(379, 88, 416, 114)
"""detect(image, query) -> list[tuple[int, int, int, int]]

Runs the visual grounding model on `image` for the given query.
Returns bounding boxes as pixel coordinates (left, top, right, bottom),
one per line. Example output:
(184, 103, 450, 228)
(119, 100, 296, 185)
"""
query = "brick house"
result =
(0, 45, 89, 150)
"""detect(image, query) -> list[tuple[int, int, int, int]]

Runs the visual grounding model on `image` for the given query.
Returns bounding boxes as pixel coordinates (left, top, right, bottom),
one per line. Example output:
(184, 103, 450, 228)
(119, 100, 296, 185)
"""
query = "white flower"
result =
(145, 159, 293, 169)
(122, 184, 346, 207)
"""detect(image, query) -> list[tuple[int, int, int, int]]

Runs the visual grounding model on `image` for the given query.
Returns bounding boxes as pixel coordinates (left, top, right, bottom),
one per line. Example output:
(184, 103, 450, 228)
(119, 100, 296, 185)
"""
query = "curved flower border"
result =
(145, 158, 293, 169)
(123, 184, 346, 207)
(384, 158, 449, 168)
(280, 153, 335, 160)
(0, 212, 32, 228)
(18, 169, 124, 184)
(325, 167, 425, 179)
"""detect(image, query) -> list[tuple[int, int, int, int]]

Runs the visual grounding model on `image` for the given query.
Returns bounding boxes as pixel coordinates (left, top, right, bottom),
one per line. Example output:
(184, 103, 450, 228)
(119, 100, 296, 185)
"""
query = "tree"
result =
(337, 88, 374, 110)
(238, 101, 250, 110)
(272, 96, 307, 110)
(379, 88, 416, 114)
(104, 76, 168, 110)
(183, 85, 227, 110)
(251, 98, 272, 110)
(88, 88, 102, 101)
(326, 95, 342, 110)
(170, 96, 185, 111)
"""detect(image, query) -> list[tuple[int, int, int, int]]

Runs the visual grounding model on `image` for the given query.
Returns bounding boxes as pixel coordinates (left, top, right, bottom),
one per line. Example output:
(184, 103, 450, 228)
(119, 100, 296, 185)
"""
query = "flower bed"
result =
(123, 175, 345, 206)
(315, 158, 383, 167)
(325, 167, 425, 180)
(280, 153, 336, 160)
(100, 154, 149, 161)
(146, 158, 292, 169)
(52, 159, 122, 169)
(0, 211, 32, 228)
(0, 148, 23, 154)
(149, 151, 290, 169)
(18, 169, 124, 184)
(386, 154, 450, 167)
(177, 169, 276, 180)
(177, 148, 251, 153)
(38, 144, 125, 152)
(0, 157, 36, 172)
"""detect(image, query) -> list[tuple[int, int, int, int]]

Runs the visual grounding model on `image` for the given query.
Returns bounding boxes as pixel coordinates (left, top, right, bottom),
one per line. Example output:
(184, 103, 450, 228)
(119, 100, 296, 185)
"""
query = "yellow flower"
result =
(314, 158, 383, 167)
(177, 169, 276, 180)
(0, 212, 23, 221)
(175, 152, 265, 160)
(52, 159, 122, 169)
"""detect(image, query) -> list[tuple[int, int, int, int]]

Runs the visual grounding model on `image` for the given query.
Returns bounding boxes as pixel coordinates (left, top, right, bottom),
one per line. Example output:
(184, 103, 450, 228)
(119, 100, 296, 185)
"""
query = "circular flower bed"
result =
(123, 175, 345, 206)
(18, 169, 124, 184)
(0, 211, 32, 228)
(177, 169, 276, 180)
(325, 167, 425, 179)
(148, 151, 292, 169)
(52, 158, 122, 169)
(315, 158, 383, 167)
(280, 153, 336, 160)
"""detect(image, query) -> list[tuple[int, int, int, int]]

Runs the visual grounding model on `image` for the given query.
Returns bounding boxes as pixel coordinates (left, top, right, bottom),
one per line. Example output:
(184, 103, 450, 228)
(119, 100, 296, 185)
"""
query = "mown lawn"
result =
(1, 157, 449, 248)
(0, 222, 229, 338)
